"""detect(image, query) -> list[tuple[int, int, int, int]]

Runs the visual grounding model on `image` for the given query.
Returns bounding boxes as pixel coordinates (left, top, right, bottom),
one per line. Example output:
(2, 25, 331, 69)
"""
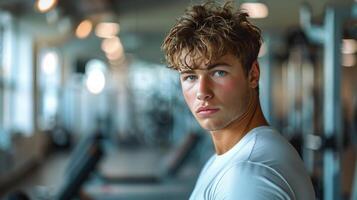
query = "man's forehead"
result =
(178, 53, 225, 71)
(177, 60, 211, 73)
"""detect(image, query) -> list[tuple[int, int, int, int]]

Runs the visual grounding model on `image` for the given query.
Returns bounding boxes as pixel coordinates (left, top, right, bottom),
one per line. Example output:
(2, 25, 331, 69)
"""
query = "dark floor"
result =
(4, 144, 201, 200)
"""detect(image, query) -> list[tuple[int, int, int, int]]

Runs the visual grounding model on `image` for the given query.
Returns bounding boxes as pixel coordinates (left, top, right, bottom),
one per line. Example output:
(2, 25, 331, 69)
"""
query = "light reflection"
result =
(85, 59, 107, 94)
(76, 20, 93, 39)
(41, 51, 58, 75)
(36, 0, 57, 13)
(342, 54, 356, 67)
(101, 37, 123, 54)
(95, 22, 120, 38)
(106, 48, 124, 61)
(240, 2, 268, 19)
(342, 39, 356, 54)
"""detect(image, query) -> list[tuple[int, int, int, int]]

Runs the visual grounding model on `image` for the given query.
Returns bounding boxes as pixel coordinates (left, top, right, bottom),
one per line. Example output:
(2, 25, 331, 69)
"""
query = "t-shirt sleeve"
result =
(215, 161, 295, 200)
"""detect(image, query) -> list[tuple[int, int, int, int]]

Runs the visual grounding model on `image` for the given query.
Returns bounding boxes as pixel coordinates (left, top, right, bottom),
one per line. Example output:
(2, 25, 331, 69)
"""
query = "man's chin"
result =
(199, 121, 227, 132)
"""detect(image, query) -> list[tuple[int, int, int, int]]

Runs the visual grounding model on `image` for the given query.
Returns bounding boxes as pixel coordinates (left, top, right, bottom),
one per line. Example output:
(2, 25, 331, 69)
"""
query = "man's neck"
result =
(210, 99, 268, 155)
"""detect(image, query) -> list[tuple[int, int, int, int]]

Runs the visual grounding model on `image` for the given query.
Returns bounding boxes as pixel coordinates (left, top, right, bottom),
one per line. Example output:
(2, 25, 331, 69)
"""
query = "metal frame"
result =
(300, 3, 357, 200)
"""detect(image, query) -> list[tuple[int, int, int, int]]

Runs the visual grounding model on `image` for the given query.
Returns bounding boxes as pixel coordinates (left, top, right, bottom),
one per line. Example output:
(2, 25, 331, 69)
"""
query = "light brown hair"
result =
(162, 1, 262, 75)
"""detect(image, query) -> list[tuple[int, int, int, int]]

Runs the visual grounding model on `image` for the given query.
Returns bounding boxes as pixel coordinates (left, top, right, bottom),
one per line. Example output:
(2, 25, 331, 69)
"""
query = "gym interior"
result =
(0, 0, 356, 199)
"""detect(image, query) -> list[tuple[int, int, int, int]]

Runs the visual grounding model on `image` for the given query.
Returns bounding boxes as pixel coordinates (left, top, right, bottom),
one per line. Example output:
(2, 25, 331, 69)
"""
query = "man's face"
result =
(179, 53, 254, 131)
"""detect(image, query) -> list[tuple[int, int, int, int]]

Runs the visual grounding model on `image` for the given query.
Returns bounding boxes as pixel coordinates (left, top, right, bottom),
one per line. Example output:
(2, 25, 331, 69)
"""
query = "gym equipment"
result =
(56, 132, 103, 200)
(300, 3, 357, 200)
(283, 28, 317, 172)
(100, 133, 201, 183)
(4, 132, 103, 200)
(351, 99, 357, 200)
(5, 190, 30, 200)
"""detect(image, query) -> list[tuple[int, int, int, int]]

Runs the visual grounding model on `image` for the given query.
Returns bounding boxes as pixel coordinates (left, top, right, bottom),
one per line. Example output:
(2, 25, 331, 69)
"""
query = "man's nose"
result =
(196, 76, 213, 101)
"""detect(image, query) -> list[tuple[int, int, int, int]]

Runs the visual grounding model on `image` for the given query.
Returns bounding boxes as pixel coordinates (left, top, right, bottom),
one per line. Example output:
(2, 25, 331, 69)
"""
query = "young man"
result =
(162, 2, 315, 200)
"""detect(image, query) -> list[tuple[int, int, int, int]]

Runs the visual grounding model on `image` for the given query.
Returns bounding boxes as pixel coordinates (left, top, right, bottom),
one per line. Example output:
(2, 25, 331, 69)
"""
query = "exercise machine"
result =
(300, 2, 357, 200)
(100, 132, 202, 183)
(56, 132, 103, 200)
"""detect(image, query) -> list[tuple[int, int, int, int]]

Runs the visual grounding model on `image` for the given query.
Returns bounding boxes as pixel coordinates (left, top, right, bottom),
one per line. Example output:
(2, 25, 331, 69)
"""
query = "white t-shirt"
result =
(190, 126, 315, 200)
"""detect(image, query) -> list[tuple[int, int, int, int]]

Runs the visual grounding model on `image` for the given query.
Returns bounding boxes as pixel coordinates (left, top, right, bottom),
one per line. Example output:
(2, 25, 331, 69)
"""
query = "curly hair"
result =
(161, 1, 262, 75)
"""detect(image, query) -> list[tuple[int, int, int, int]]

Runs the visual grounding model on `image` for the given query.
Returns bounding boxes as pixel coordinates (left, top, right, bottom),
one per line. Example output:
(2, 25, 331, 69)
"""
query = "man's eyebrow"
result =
(179, 63, 230, 74)
(206, 62, 231, 70)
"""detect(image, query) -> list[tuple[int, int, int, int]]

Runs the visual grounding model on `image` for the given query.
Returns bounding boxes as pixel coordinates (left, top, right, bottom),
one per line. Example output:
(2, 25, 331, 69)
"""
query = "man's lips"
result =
(196, 107, 220, 116)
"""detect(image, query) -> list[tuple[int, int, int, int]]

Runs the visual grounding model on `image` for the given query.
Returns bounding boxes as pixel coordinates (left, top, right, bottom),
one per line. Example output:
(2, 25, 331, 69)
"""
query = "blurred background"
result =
(0, 0, 356, 199)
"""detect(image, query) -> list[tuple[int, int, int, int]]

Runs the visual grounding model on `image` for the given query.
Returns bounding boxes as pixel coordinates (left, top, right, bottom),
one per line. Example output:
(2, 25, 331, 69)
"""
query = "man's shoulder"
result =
(222, 160, 287, 181)
(249, 126, 300, 161)
(246, 126, 287, 148)
(215, 160, 296, 199)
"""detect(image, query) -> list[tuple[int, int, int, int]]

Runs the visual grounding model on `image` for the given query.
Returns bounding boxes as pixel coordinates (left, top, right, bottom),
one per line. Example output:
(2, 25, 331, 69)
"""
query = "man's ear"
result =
(248, 60, 260, 89)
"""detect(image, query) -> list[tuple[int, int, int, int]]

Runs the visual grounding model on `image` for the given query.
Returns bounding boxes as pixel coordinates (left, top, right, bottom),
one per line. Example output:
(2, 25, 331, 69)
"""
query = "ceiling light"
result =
(95, 22, 120, 38)
(101, 37, 123, 54)
(240, 2, 268, 19)
(41, 51, 58, 75)
(75, 20, 93, 39)
(106, 49, 124, 61)
(342, 54, 356, 67)
(85, 59, 107, 94)
(36, 0, 57, 13)
(86, 69, 106, 94)
(342, 39, 356, 54)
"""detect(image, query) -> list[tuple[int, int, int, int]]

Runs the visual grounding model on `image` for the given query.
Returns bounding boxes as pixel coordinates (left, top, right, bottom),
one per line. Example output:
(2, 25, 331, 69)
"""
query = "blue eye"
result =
(213, 70, 227, 77)
(183, 75, 197, 81)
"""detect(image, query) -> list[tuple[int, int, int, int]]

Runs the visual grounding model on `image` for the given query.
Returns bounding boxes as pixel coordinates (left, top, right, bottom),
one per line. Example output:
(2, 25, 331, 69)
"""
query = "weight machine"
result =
(300, 2, 357, 200)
